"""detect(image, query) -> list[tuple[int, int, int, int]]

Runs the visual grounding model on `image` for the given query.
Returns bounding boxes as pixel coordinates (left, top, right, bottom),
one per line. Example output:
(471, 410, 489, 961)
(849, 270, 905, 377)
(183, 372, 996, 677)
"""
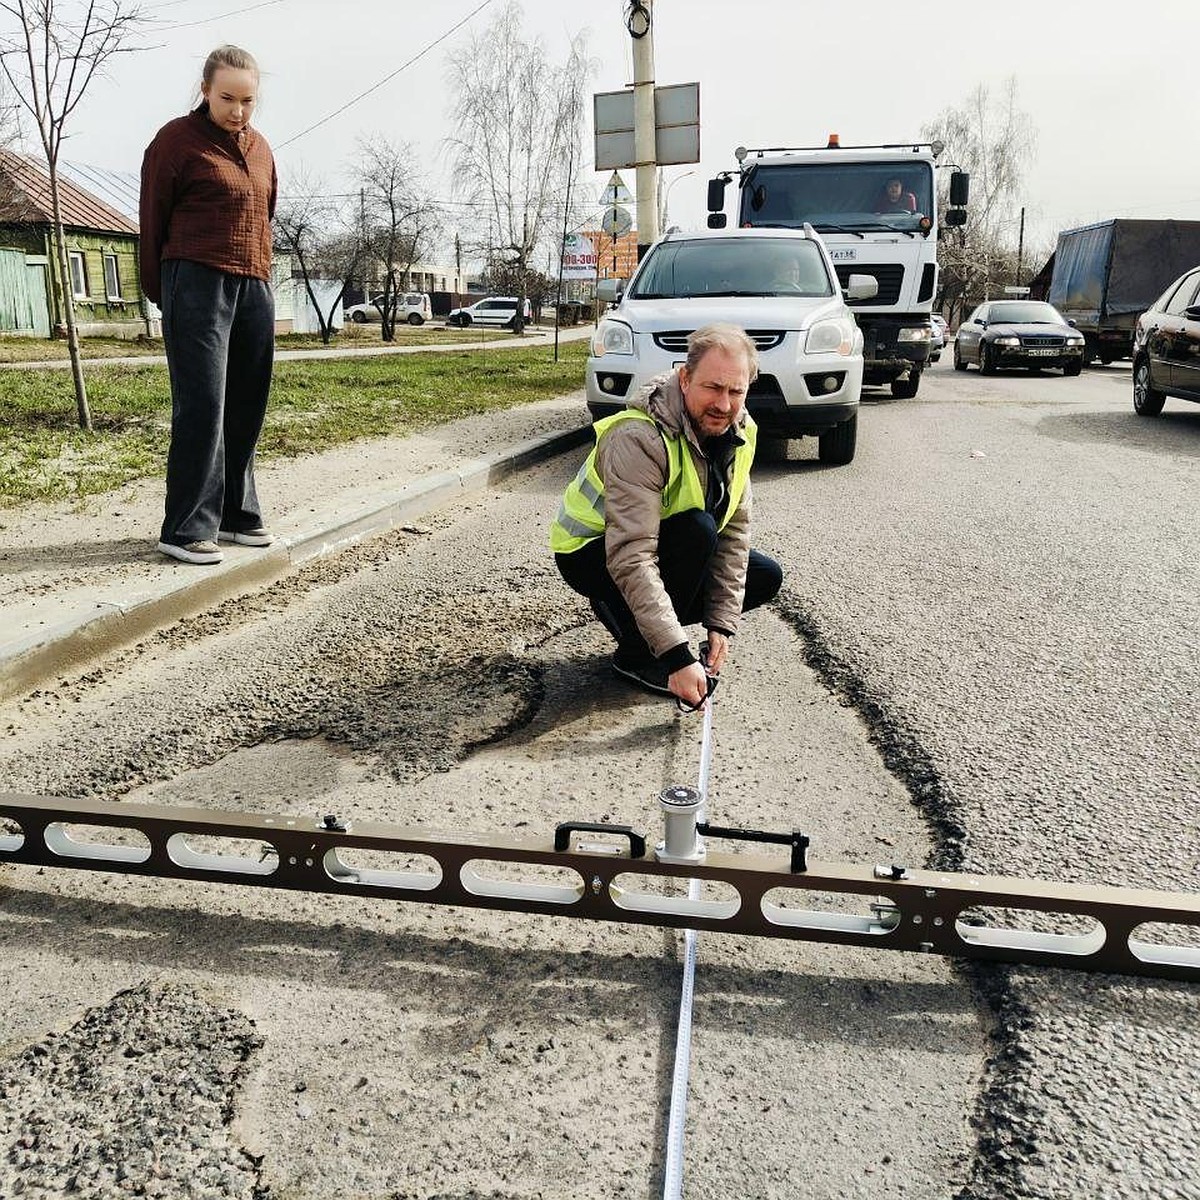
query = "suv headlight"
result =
(804, 317, 856, 356)
(592, 320, 634, 357)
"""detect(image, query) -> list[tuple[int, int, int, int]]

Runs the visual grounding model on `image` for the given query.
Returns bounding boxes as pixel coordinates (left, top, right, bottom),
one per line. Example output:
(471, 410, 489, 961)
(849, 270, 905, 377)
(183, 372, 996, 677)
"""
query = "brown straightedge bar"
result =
(0, 794, 1197, 983)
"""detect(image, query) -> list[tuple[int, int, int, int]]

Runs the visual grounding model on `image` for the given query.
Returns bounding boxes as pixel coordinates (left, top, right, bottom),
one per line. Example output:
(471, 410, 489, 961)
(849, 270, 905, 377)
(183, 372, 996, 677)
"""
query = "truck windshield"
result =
(629, 237, 833, 299)
(739, 162, 935, 234)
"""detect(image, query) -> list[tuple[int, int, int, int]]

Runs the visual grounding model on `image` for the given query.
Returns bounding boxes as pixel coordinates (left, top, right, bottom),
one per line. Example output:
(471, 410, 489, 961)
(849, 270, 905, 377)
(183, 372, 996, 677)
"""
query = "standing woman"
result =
(140, 45, 278, 565)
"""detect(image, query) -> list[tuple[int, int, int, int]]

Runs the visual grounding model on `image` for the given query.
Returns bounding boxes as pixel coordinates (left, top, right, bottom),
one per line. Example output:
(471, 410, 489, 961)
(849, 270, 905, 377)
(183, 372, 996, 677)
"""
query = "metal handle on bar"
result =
(553, 821, 647, 859)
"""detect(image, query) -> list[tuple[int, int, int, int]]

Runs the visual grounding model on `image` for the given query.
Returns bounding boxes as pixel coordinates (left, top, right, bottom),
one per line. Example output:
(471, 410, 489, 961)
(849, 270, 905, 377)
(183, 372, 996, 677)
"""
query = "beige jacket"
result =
(596, 372, 753, 657)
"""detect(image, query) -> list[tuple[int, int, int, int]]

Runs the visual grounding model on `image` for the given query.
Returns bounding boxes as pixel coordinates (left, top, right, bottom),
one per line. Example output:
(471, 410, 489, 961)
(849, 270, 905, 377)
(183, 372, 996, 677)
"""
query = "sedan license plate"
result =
(1027, 348, 1058, 356)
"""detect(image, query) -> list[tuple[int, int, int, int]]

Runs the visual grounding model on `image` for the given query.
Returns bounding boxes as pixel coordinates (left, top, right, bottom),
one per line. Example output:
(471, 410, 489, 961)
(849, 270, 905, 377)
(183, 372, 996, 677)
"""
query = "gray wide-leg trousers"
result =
(159, 259, 274, 546)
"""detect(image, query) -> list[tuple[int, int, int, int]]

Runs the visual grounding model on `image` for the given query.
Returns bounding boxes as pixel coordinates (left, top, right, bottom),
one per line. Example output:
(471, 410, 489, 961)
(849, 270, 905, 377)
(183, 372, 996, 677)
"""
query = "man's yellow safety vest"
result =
(549, 408, 757, 554)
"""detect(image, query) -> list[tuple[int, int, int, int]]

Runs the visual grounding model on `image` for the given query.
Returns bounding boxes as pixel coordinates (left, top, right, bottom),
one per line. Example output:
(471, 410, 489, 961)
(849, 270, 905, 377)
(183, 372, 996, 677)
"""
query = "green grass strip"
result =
(0, 341, 587, 507)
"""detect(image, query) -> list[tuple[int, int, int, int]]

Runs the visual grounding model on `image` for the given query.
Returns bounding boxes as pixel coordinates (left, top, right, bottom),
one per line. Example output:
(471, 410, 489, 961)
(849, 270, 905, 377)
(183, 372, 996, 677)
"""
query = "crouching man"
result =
(549, 323, 783, 707)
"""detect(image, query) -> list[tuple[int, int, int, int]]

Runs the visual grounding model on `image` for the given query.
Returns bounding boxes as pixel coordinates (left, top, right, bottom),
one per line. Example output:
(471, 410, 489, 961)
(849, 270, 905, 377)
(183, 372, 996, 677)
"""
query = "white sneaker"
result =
(157, 540, 223, 565)
(217, 527, 274, 547)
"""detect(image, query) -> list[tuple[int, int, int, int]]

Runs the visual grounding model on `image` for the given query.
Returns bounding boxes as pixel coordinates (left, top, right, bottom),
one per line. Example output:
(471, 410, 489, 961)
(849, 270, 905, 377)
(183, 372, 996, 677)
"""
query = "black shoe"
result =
(611, 649, 673, 696)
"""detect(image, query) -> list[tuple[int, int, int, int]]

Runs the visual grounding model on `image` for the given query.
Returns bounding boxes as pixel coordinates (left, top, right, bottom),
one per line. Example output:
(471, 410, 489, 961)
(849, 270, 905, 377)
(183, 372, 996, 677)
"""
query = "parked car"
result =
(446, 296, 532, 328)
(929, 314, 949, 361)
(1131, 265, 1200, 416)
(953, 300, 1085, 375)
(585, 226, 877, 465)
(345, 292, 431, 326)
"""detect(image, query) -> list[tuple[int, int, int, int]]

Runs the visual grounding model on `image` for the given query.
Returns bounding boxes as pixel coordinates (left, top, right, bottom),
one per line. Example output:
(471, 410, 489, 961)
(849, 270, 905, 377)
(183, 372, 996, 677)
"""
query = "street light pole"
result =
(661, 170, 695, 229)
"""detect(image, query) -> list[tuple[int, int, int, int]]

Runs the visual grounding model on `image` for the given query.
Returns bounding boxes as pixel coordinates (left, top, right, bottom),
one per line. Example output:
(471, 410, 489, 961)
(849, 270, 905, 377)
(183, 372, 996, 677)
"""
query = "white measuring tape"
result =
(661, 688, 715, 1199)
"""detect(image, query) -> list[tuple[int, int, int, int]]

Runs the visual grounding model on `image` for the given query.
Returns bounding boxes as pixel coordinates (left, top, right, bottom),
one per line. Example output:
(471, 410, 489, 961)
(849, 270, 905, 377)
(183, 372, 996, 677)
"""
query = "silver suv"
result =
(586, 227, 875, 464)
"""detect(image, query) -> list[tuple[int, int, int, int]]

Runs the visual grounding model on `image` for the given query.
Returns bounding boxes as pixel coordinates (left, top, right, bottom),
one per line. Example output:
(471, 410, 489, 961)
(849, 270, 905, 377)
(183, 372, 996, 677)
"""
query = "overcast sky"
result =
(22, 0, 1200, 264)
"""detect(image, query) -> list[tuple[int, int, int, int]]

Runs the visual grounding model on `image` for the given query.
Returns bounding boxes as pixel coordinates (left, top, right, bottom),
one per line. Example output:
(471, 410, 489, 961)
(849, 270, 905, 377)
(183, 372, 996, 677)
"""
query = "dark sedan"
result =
(1131, 265, 1200, 416)
(953, 300, 1085, 376)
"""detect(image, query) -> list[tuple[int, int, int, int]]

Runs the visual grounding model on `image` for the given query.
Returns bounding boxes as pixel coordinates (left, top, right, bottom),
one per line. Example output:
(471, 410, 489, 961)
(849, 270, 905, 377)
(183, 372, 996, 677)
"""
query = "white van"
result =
(446, 296, 533, 329)
(345, 292, 431, 326)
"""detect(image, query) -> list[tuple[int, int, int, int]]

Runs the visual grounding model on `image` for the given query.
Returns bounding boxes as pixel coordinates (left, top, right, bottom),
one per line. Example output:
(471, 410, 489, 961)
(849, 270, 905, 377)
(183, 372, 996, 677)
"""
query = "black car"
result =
(1131, 265, 1200, 416)
(953, 300, 1086, 376)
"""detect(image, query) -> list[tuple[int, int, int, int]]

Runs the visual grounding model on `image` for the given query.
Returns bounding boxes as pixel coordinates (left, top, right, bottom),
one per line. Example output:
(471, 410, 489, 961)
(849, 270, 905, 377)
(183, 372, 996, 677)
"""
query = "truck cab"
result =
(708, 138, 968, 399)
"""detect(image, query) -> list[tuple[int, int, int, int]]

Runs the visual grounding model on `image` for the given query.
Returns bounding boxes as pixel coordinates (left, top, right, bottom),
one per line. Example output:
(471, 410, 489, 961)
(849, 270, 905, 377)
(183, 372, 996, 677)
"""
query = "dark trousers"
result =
(555, 509, 784, 659)
(160, 259, 274, 546)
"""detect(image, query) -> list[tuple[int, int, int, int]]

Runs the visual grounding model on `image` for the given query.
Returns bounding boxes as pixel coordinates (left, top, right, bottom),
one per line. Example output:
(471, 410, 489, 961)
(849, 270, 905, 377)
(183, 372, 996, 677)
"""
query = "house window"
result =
(103, 253, 122, 301)
(68, 251, 88, 299)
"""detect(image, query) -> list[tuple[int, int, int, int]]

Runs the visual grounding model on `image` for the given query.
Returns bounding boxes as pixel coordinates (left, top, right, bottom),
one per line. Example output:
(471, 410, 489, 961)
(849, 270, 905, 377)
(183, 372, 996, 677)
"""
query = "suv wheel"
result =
(817, 412, 857, 465)
(351, 311, 367, 324)
(407, 312, 424, 326)
(1133, 357, 1166, 416)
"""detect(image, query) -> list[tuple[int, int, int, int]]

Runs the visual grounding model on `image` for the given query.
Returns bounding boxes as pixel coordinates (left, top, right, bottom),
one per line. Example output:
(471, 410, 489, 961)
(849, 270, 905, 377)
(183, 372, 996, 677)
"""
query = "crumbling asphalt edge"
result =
(0, 425, 592, 704)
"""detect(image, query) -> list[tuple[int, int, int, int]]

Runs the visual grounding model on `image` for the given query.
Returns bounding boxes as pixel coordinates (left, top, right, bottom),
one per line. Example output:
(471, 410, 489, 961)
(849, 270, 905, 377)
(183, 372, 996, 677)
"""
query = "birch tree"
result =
(0, 0, 144, 430)
(355, 137, 441, 342)
(446, 1, 590, 335)
(923, 79, 1037, 321)
(274, 175, 360, 345)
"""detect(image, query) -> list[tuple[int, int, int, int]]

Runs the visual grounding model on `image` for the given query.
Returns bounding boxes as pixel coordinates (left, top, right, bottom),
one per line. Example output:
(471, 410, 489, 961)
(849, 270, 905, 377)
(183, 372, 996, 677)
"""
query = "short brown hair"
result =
(685, 323, 759, 382)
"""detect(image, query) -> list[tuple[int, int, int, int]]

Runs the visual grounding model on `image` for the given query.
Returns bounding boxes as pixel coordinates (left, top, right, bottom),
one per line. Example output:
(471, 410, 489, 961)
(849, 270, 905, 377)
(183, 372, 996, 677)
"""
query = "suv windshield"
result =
(987, 302, 1064, 324)
(629, 238, 833, 299)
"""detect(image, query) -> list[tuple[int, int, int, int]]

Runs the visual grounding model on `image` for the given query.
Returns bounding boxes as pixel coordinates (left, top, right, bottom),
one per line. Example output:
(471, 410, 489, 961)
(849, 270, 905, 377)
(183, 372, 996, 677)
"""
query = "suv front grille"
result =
(834, 263, 904, 306)
(653, 330, 785, 355)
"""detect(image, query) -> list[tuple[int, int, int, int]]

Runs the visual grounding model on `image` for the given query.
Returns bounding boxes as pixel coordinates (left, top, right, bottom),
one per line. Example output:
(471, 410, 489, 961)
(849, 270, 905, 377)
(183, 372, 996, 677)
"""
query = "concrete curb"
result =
(0, 423, 591, 702)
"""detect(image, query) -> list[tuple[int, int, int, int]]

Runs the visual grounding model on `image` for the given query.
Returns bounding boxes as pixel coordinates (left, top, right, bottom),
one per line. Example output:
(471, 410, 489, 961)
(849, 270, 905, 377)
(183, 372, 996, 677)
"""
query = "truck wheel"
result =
(1133, 357, 1166, 416)
(979, 344, 996, 375)
(891, 370, 921, 399)
(817, 413, 857, 465)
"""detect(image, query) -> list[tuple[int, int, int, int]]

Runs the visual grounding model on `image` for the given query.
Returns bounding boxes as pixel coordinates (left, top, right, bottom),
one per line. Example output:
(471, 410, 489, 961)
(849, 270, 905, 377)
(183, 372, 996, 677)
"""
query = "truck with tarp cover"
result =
(1047, 219, 1200, 364)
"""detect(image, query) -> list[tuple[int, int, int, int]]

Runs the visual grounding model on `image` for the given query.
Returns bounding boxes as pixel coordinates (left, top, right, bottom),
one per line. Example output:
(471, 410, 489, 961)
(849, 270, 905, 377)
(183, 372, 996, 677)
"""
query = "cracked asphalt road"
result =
(0, 360, 1196, 1199)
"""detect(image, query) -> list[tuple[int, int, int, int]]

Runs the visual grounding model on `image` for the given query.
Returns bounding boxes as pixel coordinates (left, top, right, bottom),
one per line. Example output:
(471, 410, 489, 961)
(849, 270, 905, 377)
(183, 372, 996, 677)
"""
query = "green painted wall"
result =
(0, 224, 143, 332)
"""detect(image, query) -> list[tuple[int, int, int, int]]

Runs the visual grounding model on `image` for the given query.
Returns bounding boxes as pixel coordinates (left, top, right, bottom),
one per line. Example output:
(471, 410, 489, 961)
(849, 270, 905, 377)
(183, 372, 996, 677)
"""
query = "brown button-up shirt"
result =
(139, 106, 277, 306)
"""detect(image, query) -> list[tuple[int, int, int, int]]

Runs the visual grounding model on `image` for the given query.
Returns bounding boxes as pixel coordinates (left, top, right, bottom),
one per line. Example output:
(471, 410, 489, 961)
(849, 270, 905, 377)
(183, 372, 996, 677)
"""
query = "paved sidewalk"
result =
(0, 392, 592, 701)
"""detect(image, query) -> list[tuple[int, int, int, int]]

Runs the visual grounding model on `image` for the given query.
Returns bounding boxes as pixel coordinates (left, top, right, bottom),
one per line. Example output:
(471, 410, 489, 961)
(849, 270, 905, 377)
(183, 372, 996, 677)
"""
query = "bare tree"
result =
(274, 174, 363, 345)
(354, 137, 441, 342)
(0, 0, 144, 430)
(923, 78, 1037, 322)
(446, 1, 590, 335)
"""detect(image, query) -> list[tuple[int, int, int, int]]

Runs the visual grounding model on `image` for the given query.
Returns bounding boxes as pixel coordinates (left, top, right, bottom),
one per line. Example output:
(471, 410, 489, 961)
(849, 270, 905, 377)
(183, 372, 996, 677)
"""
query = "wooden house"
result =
(0, 149, 144, 339)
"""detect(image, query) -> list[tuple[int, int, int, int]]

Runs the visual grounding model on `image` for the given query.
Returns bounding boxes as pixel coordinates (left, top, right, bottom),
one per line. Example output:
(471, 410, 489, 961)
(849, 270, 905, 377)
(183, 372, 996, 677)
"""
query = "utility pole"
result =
(1017, 205, 1026, 285)
(628, 0, 658, 260)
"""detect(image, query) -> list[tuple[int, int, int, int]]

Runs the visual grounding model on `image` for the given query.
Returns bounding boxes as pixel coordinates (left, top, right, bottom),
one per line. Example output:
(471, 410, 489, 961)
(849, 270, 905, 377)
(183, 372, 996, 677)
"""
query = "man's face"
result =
(887, 180, 903, 200)
(680, 346, 750, 437)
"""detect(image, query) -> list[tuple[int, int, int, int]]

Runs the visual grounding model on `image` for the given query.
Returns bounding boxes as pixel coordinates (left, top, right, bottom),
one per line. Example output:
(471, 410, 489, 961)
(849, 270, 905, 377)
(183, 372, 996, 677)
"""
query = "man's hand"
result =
(668, 661, 710, 708)
(703, 631, 730, 675)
